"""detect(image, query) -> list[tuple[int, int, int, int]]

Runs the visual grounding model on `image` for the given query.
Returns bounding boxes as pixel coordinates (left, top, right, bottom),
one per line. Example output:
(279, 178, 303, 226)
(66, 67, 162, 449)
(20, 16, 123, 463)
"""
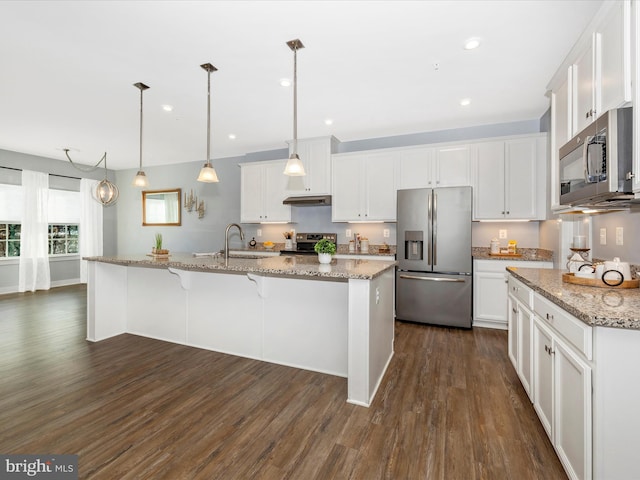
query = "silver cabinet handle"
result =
(399, 275, 466, 283)
(432, 191, 437, 266)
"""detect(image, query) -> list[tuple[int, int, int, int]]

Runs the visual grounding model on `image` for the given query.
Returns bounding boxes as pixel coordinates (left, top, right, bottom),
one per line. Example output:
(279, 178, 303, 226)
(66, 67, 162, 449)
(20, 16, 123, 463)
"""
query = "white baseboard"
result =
(0, 278, 82, 296)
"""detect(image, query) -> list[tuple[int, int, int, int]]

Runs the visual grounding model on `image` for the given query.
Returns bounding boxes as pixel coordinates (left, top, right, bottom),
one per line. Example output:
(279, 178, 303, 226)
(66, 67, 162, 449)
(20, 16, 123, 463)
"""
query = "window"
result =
(49, 224, 79, 255)
(0, 223, 21, 257)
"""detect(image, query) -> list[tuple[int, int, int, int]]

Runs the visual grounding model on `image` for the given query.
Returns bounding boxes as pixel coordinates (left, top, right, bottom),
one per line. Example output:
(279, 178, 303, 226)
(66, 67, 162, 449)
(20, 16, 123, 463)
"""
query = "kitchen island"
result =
(85, 254, 396, 407)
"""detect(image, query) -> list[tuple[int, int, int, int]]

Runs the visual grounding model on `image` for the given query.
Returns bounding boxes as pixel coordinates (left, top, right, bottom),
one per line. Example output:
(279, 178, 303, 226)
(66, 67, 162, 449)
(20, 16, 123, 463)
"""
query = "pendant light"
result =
(197, 63, 220, 183)
(283, 39, 306, 176)
(132, 82, 150, 188)
(94, 153, 119, 206)
(63, 149, 118, 206)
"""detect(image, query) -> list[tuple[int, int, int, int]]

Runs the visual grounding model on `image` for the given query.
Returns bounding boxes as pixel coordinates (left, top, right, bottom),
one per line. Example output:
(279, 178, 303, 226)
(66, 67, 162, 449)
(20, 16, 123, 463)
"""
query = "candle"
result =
(573, 235, 586, 249)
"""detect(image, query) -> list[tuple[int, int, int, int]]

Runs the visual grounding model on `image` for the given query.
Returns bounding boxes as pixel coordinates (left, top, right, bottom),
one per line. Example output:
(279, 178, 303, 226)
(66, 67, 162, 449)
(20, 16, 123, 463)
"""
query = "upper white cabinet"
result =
(286, 136, 339, 196)
(240, 160, 291, 223)
(332, 150, 397, 222)
(548, 0, 632, 207)
(397, 145, 471, 189)
(472, 134, 547, 221)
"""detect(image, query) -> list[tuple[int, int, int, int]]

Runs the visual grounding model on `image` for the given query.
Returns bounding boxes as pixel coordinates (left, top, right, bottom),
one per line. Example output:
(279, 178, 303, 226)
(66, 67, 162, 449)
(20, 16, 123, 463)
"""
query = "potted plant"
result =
(314, 238, 336, 264)
(153, 233, 169, 255)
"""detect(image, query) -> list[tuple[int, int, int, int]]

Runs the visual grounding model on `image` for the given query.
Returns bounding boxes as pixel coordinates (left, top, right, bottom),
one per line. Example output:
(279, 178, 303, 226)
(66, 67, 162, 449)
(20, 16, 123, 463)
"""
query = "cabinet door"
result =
(599, 1, 631, 114)
(435, 145, 471, 187)
(263, 161, 291, 222)
(365, 152, 397, 221)
(574, 40, 596, 133)
(473, 141, 505, 220)
(508, 295, 519, 369)
(533, 318, 554, 440)
(554, 339, 592, 480)
(552, 72, 572, 210)
(240, 164, 264, 223)
(332, 155, 363, 221)
(473, 271, 508, 328)
(518, 304, 534, 400)
(505, 138, 537, 219)
(288, 138, 332, 195)
(397, 147, 433, 189)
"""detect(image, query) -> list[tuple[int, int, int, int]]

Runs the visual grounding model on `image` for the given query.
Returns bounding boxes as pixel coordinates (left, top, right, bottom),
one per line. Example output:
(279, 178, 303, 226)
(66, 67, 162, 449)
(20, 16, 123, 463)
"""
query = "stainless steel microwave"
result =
(559, 107, 633, 206)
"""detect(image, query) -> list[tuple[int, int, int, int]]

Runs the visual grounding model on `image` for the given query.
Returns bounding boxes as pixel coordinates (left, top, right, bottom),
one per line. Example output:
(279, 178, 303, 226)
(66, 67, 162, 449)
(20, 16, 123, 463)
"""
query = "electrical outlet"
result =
(616, 227, 624, 245)
(499, 229, 507, 239)
(257, 229, 262, 237)
(383, 229, 390, 238)
(345, 229, 352, 238)
(600, 228, 606, 245)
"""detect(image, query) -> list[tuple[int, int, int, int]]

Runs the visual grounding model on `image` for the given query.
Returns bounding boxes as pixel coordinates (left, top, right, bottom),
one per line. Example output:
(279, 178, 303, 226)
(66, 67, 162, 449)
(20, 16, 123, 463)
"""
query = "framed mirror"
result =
(142, 189, 182, 226)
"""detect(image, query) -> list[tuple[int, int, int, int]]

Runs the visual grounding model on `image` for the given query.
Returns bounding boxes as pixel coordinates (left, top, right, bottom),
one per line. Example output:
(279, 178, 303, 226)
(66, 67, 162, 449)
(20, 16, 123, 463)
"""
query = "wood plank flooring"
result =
(0, 285, 567, 479)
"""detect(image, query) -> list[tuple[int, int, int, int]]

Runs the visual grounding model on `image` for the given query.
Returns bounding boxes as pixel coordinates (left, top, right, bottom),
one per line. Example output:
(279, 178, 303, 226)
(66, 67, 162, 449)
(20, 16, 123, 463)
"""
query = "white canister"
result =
(360, 239, 369, 252)
(490, 238, 500, 254)
(604, 257, 631, 281)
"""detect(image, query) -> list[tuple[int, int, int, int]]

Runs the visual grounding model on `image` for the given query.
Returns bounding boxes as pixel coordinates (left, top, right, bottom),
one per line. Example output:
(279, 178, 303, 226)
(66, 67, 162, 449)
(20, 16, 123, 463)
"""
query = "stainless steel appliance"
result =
(279, 232, 337, 255)
(559, 107, 634, 207)
(396, 187, 472, 328)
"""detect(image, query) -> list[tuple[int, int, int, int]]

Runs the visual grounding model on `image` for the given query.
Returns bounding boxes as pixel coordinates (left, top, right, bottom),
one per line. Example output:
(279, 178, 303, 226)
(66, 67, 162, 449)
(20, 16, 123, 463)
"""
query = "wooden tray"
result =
(489, 252, 522, 257)
(562, 273, 639, 289)
(147, 253, 170, 259)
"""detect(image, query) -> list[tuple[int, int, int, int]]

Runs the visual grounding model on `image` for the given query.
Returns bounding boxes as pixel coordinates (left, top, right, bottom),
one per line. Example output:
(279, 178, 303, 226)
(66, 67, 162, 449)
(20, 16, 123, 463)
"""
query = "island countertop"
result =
(507, 267, 640, 330)
(84, 253, 397, 281)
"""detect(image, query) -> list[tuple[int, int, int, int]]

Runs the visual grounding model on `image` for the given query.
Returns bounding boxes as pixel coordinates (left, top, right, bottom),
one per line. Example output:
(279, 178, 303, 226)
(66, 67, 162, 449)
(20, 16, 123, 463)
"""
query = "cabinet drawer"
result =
(534, 294, 593, 360)
(508, 276, 532, 309)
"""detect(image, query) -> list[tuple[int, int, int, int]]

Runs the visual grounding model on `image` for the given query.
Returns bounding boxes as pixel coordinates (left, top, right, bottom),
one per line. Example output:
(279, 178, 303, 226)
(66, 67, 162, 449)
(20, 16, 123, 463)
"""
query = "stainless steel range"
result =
(280, 232, 337, 255)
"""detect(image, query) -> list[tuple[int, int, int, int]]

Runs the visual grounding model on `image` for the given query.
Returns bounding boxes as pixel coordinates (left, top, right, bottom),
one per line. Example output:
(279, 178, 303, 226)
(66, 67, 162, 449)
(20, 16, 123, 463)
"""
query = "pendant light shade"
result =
(132, 82, 150, 188)
(284, 39, 306, 176)
(198, 63, 220, 183)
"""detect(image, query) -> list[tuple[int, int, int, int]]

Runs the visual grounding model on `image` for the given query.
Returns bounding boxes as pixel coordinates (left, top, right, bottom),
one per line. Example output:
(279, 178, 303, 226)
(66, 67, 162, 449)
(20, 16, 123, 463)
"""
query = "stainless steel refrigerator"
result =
(395, 187, 472, 328)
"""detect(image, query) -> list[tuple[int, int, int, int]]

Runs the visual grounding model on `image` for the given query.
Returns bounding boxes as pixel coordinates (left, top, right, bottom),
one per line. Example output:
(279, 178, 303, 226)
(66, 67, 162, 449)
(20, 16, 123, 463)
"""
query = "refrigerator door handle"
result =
(399, 274, 466, 283)
(427, 191, 432, 266)
(432, 191, 437, 266)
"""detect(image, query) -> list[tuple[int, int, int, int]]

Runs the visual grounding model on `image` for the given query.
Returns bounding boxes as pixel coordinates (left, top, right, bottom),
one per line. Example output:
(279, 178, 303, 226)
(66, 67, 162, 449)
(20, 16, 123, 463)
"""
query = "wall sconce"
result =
(184, 189, 205, 218)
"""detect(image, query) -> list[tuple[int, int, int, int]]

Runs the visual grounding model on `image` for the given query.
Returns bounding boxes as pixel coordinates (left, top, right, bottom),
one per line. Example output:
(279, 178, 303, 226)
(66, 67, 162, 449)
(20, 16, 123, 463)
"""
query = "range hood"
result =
(283, 195, 332, 206)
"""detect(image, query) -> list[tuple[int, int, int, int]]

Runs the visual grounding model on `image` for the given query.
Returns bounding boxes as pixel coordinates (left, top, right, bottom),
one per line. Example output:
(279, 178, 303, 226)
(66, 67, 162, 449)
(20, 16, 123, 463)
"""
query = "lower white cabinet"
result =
(473, 259, 552, 329)
(240, 160, 291, 223)
(508, 279, 534, 400)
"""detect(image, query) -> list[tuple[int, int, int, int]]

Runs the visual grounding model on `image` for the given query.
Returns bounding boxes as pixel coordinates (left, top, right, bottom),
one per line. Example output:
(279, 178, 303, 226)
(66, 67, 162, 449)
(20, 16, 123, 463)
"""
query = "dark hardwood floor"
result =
(0, 285, 567, 479)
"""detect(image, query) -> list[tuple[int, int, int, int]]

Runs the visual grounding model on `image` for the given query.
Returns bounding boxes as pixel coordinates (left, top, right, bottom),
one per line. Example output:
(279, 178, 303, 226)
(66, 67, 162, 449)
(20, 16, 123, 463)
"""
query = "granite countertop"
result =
(473, 247, 553, 262)
(84, 253, 397, 281)
(234, 243, 396, 257)
(507, 267, 640, 330)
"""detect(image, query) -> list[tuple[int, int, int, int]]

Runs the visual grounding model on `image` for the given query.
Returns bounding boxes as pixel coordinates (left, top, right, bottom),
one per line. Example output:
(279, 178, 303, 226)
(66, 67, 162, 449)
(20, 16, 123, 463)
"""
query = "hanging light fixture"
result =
(94, 152, 119, 206)
(132, 82, 150, 188)
(63, 149, 119, 207)
(283, 39, 306, 176)
(197, 63, 220, 183)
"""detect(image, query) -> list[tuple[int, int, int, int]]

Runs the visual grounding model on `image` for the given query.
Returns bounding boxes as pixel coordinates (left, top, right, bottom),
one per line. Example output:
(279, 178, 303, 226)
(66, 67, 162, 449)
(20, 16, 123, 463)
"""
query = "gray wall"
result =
(590, 208, 640, 264)
(0, 149, 117, 292)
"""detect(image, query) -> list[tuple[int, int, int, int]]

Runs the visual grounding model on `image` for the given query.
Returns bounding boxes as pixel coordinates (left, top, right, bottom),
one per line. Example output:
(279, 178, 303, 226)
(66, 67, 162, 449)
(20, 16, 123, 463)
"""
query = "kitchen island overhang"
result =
(85, 254, 396, 407)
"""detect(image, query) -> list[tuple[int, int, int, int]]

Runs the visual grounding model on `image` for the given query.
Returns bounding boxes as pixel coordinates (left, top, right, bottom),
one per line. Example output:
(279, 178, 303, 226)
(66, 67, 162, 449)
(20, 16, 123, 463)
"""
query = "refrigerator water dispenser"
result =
(404, 230, 424, 260)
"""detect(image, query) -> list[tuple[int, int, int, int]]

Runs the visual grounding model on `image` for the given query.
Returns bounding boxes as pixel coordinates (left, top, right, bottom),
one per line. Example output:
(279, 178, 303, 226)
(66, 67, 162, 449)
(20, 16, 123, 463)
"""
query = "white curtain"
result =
(80, 179, 103, 283)
(19, 170, 51, 292)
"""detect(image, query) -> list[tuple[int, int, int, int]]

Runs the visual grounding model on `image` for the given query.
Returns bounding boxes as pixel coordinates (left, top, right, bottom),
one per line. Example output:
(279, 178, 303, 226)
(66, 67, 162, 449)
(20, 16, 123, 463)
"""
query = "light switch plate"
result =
(383, 229, 390, 238)
(616, 227, 624, 245)
(600, 228, 606, 245)
(499, 229, 507, 239)
(346, 229, 352, 239)
(257, 229, 262, 237)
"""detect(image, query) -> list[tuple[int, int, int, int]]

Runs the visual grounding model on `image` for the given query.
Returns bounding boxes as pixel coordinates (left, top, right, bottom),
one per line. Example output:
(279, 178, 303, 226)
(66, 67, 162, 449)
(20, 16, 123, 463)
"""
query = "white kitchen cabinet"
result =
(397, 145, 470, 189)
(240, 160, 291, 223)
(472, 134, 546, 220)
(632, 1, 640, 194)
(332, 150, 397, 222)
(533, 314, 592, 480)
(473, 259, 552, 330)
(508, 276, 534, 400)
(286, 136, 339, 196)
(550, 69, 573, 211)
(573, 41, 596, 133)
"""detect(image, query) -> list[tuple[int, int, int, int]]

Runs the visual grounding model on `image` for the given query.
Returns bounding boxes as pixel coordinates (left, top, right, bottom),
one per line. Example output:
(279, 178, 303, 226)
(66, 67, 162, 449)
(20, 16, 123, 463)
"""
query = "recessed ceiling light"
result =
(280, 78, 291, 87)
(460, 98, 471, 106)
(162, 104, 173, 112)
(464, 38, 481, 50)
(324, 119, 333, 126)
(228, 133, 236, 140)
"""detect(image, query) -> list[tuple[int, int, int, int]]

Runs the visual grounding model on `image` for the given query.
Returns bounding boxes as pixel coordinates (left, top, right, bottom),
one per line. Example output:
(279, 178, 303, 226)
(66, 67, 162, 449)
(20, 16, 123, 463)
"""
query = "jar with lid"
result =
(490, 238, 500, 254)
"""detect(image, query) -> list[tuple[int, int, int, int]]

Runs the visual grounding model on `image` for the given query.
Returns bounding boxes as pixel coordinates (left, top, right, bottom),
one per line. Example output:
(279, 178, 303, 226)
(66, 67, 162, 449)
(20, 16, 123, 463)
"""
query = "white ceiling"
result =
(0, 0, 603, 170)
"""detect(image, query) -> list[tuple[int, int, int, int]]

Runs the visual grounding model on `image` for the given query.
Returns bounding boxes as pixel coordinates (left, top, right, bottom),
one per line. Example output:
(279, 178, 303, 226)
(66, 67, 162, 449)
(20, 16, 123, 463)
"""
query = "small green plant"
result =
(314, 238, 336, 255)
(155, 233, 163, 251)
